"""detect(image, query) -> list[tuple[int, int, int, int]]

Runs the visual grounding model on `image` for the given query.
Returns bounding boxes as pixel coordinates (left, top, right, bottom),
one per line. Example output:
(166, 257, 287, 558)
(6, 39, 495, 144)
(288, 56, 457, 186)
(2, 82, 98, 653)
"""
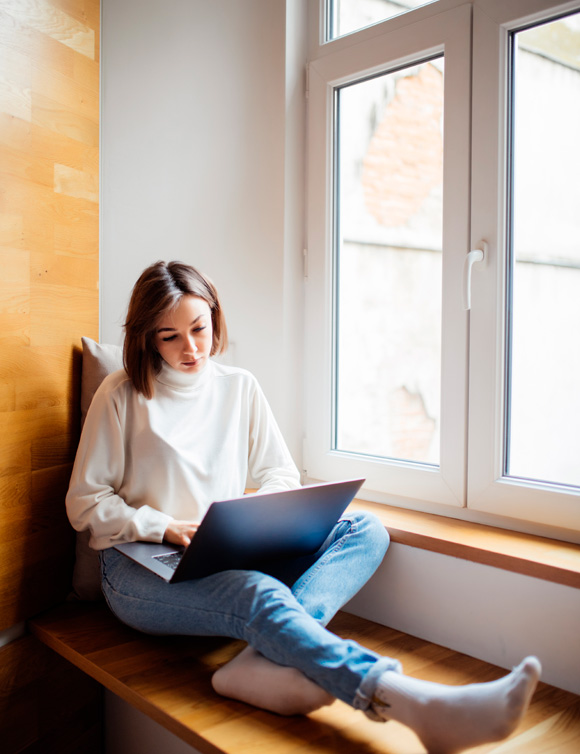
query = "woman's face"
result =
(154, 295, 213, 374)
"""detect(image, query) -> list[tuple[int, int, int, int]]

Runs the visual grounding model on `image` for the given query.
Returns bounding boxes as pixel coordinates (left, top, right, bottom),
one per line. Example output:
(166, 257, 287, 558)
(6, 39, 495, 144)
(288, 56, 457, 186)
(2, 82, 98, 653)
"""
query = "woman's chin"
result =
(179, 358, 205, 372)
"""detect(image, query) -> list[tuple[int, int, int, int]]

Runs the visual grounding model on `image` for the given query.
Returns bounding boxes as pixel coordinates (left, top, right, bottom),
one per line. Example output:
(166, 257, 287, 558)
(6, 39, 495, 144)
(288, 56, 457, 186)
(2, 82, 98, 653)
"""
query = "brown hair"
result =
(123, 261, 228, 398)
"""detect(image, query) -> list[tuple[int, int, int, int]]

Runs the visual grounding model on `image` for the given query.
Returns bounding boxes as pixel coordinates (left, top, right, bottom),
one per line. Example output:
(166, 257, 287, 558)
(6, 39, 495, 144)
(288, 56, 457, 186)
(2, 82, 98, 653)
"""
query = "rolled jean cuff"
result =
(352, 656, 403, 715)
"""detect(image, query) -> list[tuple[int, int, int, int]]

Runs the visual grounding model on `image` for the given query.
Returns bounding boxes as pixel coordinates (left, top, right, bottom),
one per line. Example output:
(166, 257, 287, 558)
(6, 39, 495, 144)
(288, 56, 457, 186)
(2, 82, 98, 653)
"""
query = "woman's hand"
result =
(164, 520, 199, 547)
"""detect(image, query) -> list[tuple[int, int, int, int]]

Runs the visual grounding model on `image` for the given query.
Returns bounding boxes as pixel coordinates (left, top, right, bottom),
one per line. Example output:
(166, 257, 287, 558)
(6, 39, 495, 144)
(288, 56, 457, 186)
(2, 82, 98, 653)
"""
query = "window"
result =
(507, 18, 580, 488)
(305, 0, 580, 536)
(334, 59, 444, 469)
(326, 0, 439, 41)
(467, 0, 580, 531)
(305, 3, 471, 509)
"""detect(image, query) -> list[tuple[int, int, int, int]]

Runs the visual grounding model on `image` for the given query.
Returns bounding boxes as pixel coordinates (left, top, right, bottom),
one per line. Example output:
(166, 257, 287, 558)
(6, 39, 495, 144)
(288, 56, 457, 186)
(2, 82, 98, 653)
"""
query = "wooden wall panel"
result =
(0, 0, 100, 629)
(0, 0, 102, 748)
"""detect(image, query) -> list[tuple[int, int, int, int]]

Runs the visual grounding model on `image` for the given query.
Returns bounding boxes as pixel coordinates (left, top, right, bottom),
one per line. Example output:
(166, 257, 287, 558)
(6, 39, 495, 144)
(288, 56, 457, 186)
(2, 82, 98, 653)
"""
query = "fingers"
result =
(174, 529, 191, 547)
(164, 521, 199, 547)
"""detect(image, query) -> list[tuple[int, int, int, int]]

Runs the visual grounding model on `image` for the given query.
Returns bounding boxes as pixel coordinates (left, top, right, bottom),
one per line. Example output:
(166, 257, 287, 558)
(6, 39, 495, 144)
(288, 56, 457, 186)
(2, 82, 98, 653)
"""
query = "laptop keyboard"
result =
(154, 551, 182, 571)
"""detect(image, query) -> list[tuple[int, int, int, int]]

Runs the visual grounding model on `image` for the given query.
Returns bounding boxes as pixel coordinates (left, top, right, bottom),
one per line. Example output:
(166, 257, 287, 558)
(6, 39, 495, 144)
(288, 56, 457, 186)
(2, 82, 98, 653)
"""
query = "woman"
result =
(67, 260, 541, 753)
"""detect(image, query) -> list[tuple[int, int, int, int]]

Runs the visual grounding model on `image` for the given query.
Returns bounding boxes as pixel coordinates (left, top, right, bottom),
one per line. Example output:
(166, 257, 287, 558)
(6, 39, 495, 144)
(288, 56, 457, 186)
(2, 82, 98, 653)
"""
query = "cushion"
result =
(70, 337, 123, 601)
(80, 336, 124, 427)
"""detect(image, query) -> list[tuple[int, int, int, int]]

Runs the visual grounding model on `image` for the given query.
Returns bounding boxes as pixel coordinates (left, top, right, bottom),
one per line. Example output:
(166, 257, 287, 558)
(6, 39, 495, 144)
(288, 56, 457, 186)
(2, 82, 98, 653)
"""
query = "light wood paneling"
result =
(0, 0, 101, 749)
(0, 0, 99, 629)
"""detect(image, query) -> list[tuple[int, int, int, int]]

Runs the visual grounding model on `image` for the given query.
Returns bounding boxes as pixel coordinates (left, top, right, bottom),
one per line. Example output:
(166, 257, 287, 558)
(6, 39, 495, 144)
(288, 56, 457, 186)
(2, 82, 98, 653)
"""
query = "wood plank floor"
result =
(31, 603, 580, 754)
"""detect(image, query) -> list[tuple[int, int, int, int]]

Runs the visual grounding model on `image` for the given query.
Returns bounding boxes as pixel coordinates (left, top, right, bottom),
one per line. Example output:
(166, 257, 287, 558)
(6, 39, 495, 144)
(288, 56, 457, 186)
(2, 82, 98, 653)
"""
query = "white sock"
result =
(371, 656, 541, 754)
(212, 646, 334, 716)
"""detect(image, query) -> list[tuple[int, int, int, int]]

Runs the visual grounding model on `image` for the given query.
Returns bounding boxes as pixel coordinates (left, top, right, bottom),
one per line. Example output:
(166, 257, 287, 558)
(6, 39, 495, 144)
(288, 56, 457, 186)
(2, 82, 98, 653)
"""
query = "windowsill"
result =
(347, 498, 580, 589)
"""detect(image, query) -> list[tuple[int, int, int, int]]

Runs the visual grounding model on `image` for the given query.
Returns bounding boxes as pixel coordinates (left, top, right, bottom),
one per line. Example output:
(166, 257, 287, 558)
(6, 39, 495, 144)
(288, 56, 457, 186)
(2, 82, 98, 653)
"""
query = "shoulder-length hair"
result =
(123, 261, 228, 399)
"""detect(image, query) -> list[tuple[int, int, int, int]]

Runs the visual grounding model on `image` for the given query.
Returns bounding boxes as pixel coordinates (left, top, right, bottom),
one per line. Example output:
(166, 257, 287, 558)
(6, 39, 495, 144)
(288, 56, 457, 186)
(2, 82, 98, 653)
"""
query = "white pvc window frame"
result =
(467, 0, 580, 532)
(305, 0, 580, 536)
(304, 4, 472, 509)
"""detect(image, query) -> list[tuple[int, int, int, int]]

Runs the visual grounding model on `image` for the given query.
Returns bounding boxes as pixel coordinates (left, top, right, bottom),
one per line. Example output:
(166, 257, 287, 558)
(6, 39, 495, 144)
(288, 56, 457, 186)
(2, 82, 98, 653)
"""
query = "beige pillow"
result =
(80, 336, 124, 427)
(70, 337, 123, 601)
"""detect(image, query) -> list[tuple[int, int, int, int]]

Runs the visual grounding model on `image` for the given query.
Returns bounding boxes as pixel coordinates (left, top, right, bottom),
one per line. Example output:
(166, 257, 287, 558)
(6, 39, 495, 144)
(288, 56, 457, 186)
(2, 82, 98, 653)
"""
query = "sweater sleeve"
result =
(247, 379, 301, 493)
(65, 377, 172, 550)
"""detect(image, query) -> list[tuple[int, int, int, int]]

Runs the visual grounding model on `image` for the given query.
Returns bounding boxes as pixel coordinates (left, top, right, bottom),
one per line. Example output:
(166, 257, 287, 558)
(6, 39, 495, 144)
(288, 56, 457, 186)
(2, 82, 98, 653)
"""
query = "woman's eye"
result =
(192, 326, 206, 334)
(162, 335, 177, 342)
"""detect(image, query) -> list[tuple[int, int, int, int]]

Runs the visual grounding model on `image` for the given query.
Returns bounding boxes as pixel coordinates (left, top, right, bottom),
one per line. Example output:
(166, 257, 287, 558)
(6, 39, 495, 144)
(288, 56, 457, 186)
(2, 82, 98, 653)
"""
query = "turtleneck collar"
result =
(156, 358, 214, 392)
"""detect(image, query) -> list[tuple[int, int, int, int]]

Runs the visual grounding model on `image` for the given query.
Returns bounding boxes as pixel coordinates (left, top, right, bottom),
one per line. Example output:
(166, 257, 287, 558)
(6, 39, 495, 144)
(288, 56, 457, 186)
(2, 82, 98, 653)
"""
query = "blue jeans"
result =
(100, 511, 400, 712)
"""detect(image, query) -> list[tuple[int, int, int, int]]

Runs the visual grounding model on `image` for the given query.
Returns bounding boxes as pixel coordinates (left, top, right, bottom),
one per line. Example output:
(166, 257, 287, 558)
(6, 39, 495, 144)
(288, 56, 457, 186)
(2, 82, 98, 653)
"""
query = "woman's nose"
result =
(184, 336, 198, 353)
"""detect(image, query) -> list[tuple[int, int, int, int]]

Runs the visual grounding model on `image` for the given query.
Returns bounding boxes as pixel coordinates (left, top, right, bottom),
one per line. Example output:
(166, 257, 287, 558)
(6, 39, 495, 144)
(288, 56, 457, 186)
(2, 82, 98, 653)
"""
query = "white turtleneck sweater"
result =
(66, 359, 301, 550)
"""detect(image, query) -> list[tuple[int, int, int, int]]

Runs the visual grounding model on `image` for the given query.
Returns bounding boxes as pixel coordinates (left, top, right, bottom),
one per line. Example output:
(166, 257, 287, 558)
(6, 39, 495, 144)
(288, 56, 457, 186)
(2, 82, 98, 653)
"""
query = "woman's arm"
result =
(247, 380, 301, 493)
(66, 378, 173, 550)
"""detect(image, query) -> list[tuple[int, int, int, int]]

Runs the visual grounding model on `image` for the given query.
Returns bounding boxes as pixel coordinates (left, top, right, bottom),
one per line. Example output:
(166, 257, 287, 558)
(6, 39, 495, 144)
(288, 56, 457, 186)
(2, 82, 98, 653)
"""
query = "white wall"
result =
(100, 0, 306, 459)
(347, 543, 580, 696)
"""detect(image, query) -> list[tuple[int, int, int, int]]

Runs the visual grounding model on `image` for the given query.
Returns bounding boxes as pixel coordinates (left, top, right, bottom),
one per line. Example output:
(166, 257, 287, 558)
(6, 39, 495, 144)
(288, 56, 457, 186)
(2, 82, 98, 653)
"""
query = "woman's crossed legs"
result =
(100, 512, 540, 753)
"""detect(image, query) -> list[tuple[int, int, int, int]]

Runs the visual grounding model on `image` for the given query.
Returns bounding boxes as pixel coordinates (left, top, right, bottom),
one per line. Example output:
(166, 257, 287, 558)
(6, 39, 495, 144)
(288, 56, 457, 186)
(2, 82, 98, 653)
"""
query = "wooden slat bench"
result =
(29, 601, 580, 754)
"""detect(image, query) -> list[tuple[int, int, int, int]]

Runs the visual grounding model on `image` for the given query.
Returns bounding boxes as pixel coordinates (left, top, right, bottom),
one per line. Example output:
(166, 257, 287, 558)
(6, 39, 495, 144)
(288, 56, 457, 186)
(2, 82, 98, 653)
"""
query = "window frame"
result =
(467, 0, 580, 531)
(304, 3, 472, 509)
(324, 0, 441, 43)
(305, 0, 580, 537)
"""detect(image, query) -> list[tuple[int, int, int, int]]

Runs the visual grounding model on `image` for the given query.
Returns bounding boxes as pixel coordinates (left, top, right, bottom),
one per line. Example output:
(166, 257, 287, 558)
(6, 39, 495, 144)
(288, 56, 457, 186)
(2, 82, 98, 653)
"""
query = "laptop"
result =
(113, 478, 364, 583)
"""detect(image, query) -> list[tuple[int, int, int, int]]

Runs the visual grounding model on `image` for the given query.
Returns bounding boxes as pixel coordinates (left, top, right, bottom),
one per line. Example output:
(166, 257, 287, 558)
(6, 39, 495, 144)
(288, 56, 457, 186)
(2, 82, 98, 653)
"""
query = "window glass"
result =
(334, 59, 444, 466)
(506, 11, 580, 488)
(327, 0, 439, 41)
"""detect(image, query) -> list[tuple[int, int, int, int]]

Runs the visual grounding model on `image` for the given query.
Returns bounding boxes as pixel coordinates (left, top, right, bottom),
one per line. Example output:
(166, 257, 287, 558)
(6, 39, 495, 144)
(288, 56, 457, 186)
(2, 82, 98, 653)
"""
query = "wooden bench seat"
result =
(30, 602, 580, 754)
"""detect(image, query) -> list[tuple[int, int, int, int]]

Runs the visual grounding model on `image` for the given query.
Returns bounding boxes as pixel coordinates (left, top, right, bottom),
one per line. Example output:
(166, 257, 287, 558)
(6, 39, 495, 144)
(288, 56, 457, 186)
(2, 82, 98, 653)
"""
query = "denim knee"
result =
(226, 571, 311, 637)
(350, 511, 390, 559)
(236, 571, 297, 616)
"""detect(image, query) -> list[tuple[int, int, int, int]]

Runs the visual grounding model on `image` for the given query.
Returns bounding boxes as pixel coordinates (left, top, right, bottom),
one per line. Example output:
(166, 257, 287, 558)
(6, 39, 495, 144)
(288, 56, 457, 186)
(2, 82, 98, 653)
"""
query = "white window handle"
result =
(463, 242, 487, 310)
